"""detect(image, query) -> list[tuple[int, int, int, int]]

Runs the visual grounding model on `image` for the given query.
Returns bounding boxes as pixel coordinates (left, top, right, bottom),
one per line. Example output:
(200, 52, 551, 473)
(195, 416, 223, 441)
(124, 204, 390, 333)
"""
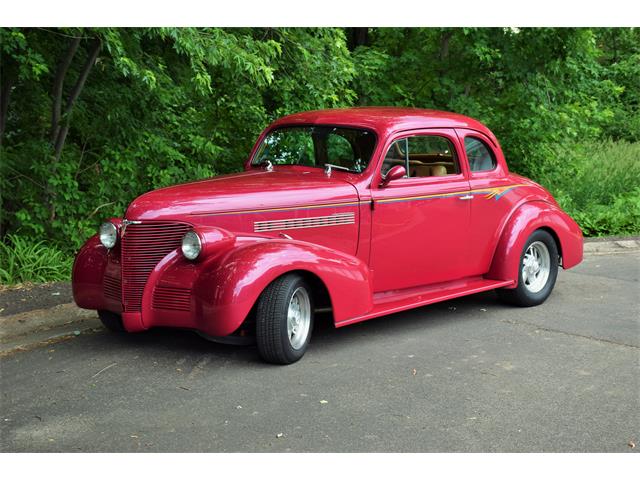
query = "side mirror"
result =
(380, 165, 406, 187)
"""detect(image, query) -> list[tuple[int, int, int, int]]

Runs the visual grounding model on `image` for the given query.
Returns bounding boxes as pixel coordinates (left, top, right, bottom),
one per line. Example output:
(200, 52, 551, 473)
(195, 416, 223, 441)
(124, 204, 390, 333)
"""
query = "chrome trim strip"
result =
(254, 212, 355, 232)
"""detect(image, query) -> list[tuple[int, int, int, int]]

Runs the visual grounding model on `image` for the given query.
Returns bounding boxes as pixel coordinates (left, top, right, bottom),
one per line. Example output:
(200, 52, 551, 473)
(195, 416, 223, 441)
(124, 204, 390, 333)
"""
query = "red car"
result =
(73, 107, 583, 364)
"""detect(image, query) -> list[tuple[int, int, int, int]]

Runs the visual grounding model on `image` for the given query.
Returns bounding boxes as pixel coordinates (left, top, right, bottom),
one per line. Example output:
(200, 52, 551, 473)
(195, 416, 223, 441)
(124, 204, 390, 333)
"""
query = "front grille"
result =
(121, 221, 191, 312)
(103, 274, 121, 301)
(152, 285, 192, 312)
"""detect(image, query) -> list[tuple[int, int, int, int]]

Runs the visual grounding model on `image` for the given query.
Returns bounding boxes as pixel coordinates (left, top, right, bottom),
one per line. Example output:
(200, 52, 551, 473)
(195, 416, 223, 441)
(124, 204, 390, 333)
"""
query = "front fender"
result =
(487, 200, 583, 286)
(72, 234, 107, 309)
(192, 238, 373, 337)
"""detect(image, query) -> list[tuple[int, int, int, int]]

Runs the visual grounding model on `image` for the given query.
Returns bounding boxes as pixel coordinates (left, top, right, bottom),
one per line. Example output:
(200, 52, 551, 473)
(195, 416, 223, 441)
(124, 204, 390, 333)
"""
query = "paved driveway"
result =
(1, 252, 638, 452)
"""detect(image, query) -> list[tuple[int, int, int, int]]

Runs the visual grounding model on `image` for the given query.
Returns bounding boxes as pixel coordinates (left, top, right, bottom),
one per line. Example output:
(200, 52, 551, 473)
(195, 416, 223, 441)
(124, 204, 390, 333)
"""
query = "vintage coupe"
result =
(73, 107, 583, 364)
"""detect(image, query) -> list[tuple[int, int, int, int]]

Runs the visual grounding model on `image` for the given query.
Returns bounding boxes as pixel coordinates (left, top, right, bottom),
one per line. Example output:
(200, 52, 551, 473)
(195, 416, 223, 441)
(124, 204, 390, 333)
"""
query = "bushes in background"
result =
(536, 140, 640, 237)
(0, 27, 638, 284)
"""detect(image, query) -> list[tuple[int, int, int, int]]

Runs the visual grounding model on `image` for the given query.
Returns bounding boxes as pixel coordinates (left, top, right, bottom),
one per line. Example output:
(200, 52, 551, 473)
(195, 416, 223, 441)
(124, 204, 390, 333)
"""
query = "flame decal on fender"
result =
(378, 184, 527, 205)
(474, 184, 528, 200)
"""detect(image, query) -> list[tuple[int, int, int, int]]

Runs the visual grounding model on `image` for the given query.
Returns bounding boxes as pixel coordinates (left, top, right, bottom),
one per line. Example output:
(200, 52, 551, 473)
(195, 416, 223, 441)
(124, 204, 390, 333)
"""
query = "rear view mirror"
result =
(380, 165, 406, 187)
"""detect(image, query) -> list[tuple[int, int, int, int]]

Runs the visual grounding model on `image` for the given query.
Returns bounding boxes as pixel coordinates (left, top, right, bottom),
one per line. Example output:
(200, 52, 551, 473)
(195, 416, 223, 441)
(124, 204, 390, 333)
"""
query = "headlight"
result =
(99, 222, 118, 249)
(182, 231, 202, 260)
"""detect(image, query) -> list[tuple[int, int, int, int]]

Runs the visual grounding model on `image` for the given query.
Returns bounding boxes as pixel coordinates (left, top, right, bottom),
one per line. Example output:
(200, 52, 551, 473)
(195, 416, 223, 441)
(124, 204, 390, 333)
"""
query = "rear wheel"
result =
(497, 229, 559, 307)
(256, 273, 314, 364)
(98, 310, 125, 332)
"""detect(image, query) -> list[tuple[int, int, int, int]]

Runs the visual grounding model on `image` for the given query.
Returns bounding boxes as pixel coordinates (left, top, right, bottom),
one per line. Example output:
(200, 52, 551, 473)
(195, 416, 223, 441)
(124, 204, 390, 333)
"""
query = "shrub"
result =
(0, 234, 73, 285)
(533, 140, 640, 236)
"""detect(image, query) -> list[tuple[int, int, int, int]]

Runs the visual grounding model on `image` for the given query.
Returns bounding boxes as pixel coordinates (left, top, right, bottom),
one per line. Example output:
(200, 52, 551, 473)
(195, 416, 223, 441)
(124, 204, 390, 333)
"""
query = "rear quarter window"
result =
(464, 137, 496, 172)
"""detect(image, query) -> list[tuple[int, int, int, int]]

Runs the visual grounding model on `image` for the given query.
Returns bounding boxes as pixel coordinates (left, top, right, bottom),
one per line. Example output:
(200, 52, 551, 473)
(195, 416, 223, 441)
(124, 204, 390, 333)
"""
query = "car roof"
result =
(268, 107, 497, 141)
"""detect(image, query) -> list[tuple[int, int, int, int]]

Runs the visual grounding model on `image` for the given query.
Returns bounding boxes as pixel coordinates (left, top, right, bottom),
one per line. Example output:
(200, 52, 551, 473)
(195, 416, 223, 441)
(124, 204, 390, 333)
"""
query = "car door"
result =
(455, 128, 518, 276)
(369, 129, 471, 293)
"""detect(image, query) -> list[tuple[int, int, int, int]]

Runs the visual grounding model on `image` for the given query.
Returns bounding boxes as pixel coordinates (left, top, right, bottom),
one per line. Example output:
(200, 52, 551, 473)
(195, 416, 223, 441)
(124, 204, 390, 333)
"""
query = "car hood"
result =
(125, 169, 360, 221)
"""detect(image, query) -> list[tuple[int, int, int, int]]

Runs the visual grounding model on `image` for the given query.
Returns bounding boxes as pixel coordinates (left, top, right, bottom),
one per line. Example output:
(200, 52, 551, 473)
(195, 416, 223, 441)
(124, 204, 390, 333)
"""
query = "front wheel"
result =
(256, 273, 314, 364)
(98, 310, 125, 332)
(497, 229, 559, 307)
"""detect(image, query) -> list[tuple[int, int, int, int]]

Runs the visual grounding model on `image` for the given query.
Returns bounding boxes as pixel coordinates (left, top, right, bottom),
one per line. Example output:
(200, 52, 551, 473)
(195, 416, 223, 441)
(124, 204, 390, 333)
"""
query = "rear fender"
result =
(193, 238, 373, 337)
(487, 201, 583, 286)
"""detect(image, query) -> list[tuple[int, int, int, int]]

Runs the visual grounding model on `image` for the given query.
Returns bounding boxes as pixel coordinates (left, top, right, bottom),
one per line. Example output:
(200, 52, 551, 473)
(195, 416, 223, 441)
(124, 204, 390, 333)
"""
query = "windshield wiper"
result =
(323, 163, 352, 175)
(258, 160, 273, 172)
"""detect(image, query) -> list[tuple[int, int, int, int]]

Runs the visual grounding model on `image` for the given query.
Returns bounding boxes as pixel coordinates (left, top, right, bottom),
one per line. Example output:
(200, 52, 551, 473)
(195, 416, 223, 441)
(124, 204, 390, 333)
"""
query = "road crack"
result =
(499, 318, 640, 350)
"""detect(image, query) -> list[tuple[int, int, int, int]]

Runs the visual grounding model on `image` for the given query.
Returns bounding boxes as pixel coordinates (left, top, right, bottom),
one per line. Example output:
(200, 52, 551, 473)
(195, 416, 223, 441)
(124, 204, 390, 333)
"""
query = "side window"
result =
(465, 137, 496, 172)
(381, 135, 460, 178)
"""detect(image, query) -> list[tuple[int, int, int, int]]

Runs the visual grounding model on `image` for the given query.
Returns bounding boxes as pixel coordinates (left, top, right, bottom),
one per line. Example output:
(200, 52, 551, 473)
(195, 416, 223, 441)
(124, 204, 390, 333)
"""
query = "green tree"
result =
(0, 26, 638, 271)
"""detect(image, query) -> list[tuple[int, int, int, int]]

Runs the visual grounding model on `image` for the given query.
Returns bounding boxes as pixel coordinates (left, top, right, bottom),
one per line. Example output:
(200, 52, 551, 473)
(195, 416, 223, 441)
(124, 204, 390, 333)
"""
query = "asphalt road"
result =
(1, 252, 638, 452)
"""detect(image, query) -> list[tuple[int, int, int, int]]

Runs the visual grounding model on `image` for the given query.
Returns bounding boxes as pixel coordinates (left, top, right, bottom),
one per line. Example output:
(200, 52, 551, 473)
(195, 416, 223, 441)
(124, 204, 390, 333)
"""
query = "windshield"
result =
(251, 126, 377, 173)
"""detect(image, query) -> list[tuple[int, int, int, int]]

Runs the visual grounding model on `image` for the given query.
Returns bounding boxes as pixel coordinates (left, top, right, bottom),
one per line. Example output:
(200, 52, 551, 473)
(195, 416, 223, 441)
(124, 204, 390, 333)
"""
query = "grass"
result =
(0, 234, 73, 285)
(535, 140, 640, 237)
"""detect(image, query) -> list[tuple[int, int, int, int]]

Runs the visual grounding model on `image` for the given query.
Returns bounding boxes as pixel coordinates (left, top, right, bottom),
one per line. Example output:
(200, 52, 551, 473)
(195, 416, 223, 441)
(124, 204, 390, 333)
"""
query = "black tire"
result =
(256, 273, 314, 365)
(98, 310, 125, 332)
(497, 229, 559, 307)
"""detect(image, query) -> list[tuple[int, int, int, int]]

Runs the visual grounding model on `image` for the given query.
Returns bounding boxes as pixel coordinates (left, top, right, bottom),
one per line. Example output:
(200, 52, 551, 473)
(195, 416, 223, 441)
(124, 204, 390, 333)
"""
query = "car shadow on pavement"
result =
(311, 289, 509, 347)
(81, 289, 510, 366)
(94, 292, 504, 363)
(89, 326, 260, 364)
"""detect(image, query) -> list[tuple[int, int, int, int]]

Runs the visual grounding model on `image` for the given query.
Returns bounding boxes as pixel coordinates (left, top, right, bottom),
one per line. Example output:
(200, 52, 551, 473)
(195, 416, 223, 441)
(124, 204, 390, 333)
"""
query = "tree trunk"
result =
(48, 37, 102, 221)
(439, 30, 453, 61)
(347, 28, 369, 51)
(50, 37, 80, 143)
(52, 37, 101, 164)
(0, 66, 16, 146)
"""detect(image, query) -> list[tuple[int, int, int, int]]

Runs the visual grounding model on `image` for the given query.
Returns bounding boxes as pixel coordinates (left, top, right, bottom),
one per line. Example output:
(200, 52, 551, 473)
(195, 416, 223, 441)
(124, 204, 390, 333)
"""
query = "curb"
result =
(583, 238, 640, 255)
(0, 320, 102, 357)
(0, 303, 97, 342)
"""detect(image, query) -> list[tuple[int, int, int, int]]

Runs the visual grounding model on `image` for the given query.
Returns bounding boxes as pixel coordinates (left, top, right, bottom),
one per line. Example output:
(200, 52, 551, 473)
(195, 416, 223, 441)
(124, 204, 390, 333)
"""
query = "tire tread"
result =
(256, 273, 312, 364)
(497, 229, 559, 307)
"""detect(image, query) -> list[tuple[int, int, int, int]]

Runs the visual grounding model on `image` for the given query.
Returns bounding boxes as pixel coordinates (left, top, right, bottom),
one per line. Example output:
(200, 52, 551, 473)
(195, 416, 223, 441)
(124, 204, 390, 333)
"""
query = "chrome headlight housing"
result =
(181, 231, 202, 260)
(99, 222, 118, 249)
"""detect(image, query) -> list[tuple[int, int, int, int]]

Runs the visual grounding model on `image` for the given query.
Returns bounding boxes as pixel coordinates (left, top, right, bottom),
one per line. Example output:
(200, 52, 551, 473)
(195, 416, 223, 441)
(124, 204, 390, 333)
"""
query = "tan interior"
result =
(384, 158, 458, 177)
(430, 165, 448, 176)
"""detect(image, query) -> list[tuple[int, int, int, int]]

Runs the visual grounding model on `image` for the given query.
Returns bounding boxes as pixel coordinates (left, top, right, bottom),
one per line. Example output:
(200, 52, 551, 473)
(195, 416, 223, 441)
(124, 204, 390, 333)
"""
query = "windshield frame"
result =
(249, 124, 379, 174)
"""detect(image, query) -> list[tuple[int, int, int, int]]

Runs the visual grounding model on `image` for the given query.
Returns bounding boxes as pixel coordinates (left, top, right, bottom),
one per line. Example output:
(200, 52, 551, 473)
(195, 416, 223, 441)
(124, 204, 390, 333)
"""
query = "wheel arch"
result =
(487, 200, 583, 286)
(538, 225, 563, 265)
(193, 239, 373, 337)
(293, 269, 332, 310)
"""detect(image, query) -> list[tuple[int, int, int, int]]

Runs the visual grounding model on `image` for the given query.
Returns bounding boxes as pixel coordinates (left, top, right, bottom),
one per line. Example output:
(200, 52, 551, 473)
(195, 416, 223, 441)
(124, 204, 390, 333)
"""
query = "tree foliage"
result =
(0, 27, 638, 256)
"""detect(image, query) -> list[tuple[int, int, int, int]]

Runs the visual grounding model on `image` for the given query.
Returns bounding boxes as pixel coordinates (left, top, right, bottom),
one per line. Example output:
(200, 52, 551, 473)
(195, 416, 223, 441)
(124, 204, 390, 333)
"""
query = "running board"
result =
(335, 277, 514, 328)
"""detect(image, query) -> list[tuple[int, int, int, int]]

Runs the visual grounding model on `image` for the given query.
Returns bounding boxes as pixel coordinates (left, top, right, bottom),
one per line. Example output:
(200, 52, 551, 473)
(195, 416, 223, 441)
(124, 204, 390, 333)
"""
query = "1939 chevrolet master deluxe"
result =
(73, 107, 583, 364)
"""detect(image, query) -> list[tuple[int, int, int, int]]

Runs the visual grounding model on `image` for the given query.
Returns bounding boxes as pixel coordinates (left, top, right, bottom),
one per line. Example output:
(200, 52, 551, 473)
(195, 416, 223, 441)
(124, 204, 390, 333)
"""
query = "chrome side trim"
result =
(254, 212, 355, 233)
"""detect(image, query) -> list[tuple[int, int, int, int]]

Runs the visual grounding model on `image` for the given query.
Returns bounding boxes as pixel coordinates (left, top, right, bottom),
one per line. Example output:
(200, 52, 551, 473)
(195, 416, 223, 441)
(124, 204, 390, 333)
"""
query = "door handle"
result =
(459, 195, 473, 200)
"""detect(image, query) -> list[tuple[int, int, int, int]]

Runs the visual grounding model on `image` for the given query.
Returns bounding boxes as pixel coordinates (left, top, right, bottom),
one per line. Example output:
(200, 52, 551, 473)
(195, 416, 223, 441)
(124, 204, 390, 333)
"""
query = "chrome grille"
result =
(152, 285, 191, 312)
(121, 221, 191, 312)
(103, 274, 121, 301)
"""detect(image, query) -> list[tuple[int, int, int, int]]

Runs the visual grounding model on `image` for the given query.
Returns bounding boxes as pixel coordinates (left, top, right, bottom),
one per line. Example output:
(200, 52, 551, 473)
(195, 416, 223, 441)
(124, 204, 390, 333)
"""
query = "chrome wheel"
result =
(287, 287, 311, 350)
(522, 241, 551, 293)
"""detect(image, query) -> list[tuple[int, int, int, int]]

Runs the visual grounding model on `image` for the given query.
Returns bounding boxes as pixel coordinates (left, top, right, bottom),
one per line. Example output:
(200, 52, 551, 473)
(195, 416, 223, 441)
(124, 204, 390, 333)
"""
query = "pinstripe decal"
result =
(187, 184, 526, 217)
(189, 200, 361, 217)
(378, 184, 527, 205)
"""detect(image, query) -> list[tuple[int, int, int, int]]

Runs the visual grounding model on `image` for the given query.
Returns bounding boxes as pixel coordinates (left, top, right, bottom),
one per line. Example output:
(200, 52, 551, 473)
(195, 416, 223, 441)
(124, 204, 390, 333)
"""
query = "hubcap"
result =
(287, 287, 311, 350)
(522, 241, 551, 293)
